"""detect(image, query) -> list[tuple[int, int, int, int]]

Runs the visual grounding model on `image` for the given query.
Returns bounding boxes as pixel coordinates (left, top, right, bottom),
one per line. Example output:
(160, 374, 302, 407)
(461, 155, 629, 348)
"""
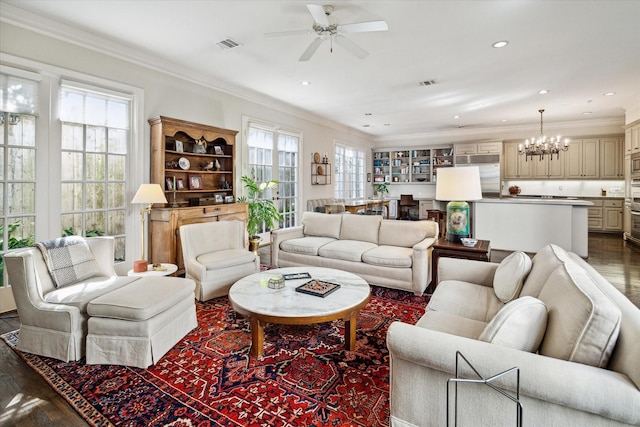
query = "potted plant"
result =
(374, 181, 390, 199)
(237, 174, 282, 252)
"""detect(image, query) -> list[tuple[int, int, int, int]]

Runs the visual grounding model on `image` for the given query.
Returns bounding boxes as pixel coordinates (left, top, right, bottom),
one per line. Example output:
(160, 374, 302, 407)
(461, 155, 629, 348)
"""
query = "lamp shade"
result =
(131, 183, 168, 205)
(435, 166, 483, 201)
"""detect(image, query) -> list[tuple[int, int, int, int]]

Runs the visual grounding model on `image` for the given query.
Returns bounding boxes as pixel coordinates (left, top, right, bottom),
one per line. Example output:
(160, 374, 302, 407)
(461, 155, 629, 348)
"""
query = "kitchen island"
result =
(473, 197, 592, 257)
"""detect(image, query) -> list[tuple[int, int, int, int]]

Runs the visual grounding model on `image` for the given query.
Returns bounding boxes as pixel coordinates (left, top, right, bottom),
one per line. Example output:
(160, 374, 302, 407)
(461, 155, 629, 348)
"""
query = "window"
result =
(59, 83, 130, 261)
(246, 120, 300, 231)
(0, 72, 39, 287)
(334, 142, 365, 199)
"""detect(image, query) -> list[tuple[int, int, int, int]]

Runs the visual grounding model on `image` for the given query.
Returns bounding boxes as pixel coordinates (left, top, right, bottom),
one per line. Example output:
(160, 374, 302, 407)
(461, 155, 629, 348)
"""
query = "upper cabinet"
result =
(565, 139, 599, 179)
(455, 142, 501, 155)
(149, 116, 238, 205)
(504, 136, 623, 180)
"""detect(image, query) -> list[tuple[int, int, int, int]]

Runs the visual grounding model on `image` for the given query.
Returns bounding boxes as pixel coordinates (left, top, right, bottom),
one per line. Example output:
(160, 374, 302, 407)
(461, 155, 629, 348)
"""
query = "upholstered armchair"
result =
(179, 220, 260, 301)
(4, 236, 136, 362)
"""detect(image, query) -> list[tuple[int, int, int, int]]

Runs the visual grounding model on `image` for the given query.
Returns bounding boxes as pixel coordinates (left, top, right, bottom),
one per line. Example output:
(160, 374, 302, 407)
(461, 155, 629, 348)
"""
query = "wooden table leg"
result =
(344, 312, 358, 351)
(250, 317, 264, 357)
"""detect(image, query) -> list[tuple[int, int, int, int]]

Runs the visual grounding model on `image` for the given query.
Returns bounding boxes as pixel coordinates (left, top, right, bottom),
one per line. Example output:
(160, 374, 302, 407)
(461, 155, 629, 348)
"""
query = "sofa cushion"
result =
(318, 240, 378, 262)
(340, 214, 381, 244)
(428, 280, 504, 323)
(479, 296, 548, 352)
(417, 310, 487, 340)
(378, 220, 436, 248)
(537, 261, 621, 368)
(279, 236, 336, 256)
(44, 276, 138, 313)
(362, 246, 413, 268)
(302, 211, 342, 239)
(197, 249, 256, 270)
(493, 251, 532, 303)
(520, 244, 571, 298)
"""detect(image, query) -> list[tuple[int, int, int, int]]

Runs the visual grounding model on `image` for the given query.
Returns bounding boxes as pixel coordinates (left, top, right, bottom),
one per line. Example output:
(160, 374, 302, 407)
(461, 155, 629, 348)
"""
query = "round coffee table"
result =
(229, 267, 370, 357)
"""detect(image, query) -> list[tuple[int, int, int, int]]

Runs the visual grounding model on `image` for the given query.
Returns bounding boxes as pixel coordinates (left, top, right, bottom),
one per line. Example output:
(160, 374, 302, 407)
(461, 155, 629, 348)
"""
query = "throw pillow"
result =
(479, 296, 548, 353)
(36, 236, 99, 288)
(493, 251, 532, 303)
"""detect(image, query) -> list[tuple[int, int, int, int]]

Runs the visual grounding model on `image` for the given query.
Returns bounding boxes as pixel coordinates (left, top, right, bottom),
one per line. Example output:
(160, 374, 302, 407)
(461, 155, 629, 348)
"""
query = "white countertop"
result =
(475, 197, 592, 206)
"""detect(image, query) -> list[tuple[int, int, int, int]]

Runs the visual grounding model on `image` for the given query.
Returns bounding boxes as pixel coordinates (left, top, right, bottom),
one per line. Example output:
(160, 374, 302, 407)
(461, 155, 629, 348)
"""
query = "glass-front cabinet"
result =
(372, 146, 452, 184)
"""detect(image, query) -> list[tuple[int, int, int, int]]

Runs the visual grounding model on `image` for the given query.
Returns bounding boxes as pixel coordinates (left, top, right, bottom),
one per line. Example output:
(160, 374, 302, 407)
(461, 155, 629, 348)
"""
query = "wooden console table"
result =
(429, 239, 491, 293)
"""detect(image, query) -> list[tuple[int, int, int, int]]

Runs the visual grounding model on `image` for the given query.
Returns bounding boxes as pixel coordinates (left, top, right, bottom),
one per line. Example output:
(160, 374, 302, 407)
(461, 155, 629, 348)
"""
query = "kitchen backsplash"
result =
(502, 180, 625, 197)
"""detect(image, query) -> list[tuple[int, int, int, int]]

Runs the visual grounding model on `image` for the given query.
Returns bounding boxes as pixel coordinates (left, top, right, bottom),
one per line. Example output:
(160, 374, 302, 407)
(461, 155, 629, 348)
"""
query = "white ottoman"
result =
(86, 276, 197, 368)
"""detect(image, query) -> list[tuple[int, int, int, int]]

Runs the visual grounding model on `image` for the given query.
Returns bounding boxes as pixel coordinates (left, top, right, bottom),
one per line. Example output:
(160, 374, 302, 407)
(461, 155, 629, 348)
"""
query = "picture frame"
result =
(224, 195, 234, 203)
(165, 177, 174, 190)
(188, 174, 203, 190)
(215, 194, 224, 203)
(176, 178, 185, 190)
(214, 145, 224, 155)
(175, 140, 183, 153)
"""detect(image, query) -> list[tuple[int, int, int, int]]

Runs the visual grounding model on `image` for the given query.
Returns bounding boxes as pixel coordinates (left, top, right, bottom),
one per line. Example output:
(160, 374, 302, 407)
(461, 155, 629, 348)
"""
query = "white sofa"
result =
(271, 212, 438, 295)
(387, 244, 640, 426)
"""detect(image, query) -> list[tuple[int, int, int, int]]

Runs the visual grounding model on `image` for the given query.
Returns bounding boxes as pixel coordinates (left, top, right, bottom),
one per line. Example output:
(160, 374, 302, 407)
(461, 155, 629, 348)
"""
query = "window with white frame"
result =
(246, 121, 300, 231)
(0, 72, 39, 287)
(334, 142, 365, 199)
(59, 82, 130, 261)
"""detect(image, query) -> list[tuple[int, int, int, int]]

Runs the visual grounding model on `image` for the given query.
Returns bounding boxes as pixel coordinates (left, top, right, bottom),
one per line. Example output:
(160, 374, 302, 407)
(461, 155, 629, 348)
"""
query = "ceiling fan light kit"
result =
(266, 3, 389, 61)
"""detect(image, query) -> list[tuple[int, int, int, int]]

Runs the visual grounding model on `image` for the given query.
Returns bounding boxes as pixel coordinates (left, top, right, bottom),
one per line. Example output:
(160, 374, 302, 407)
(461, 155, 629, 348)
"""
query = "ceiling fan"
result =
(265, 4, 388, 61)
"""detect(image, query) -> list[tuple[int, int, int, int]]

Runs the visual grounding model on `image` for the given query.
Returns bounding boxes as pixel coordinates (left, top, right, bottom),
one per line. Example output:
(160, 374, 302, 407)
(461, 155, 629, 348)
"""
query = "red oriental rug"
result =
(1, 285, 429, 427)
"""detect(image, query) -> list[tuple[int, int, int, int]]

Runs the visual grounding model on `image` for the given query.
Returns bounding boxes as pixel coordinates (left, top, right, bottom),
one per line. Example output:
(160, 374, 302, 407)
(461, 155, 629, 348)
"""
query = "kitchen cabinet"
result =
(565, 139, 599, 179)
(454, 141, 501, 155)
(532, 155, 564, 179)
(503, 141, 532, 179)
(600, 137, 624, 179)
(584, 198, 623, 232)
(632, 122, 640, 153)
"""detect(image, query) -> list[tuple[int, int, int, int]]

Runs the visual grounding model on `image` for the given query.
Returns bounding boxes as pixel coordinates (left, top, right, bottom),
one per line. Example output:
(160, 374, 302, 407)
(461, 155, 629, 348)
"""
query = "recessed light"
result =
(582, 111, 593, 115)
(384, 124, 391, 126)
(538, 89, 549, 95)
(603, 92, 615, 96)
(492, 40, 509, 48)
(453, 115, 460, 119)
(501, 119, 508, 122)
(301, 81, 311, 86)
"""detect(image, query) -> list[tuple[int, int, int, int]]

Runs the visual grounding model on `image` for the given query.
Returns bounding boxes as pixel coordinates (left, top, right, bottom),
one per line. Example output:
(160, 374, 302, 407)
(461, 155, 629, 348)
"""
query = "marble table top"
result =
(228, 267, 370, 319)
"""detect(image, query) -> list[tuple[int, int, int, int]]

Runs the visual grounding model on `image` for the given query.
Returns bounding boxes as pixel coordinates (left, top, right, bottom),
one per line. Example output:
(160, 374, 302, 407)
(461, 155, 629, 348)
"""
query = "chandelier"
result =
(518, 109, 569, 161)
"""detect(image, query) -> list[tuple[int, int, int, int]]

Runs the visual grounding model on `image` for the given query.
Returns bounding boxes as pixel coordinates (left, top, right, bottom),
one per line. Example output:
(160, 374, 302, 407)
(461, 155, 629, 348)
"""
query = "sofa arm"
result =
(387, 322, 640, 426)
(437, 257, 499, 287)
(270, 226, 304, 267)
(410, 237, 435, 295)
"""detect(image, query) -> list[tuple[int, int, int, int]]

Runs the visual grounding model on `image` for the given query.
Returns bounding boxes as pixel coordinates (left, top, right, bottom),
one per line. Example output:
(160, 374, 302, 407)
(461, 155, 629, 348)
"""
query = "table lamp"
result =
(131, 183, 168, 272)
(435, 166, 483, 243)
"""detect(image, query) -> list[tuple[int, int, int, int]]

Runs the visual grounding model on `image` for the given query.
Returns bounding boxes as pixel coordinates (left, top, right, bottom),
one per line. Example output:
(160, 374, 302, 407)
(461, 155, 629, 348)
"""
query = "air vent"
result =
(217, 38, 242, 50)
(419, 80, 437, 86)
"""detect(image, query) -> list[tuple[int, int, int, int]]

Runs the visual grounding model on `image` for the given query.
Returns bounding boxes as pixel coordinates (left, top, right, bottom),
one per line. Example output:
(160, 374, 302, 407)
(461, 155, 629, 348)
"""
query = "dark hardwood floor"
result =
(1, 233, 638, 426)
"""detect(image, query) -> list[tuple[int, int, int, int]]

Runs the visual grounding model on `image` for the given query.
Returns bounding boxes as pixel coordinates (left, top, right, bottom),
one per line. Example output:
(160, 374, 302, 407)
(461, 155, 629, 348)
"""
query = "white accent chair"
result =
(179, 220, 260, 301)
(4, 237, 136, 362)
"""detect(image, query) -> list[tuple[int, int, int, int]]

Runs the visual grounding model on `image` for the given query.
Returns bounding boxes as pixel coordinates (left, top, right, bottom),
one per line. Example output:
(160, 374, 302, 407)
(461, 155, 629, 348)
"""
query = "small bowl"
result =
(460, 238, 478, 247)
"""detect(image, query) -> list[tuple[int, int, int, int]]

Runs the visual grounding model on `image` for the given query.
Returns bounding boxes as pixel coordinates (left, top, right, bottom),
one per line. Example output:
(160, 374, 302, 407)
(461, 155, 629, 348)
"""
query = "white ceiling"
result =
(2, 0, 640, 138)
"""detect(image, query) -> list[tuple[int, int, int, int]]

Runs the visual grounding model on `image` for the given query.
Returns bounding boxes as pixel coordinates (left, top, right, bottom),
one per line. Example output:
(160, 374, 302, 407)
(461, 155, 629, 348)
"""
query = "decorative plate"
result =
(317, 165, 324, 175)
(178, 157, 190, 170)
(313, 152, 321, 163)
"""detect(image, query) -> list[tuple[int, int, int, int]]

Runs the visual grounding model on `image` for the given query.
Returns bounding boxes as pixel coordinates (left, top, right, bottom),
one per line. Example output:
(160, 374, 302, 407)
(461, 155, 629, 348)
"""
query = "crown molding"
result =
(0, 3, 371, 140)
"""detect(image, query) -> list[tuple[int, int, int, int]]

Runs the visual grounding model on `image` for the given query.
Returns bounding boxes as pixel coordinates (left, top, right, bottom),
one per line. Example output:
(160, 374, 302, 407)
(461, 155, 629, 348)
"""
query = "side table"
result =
(127, 263, 178, 277)
(429, 239, 491, 293)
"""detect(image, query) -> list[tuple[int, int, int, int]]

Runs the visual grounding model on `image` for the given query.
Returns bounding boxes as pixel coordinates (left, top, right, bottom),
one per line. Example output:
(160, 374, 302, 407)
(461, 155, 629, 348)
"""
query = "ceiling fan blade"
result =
(299, 38, 323, 61)
(338, 20, 389, 33)
(265, 29, 312, 38)
(306, 4, 330, 27)
(334, 35, 368, 59)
